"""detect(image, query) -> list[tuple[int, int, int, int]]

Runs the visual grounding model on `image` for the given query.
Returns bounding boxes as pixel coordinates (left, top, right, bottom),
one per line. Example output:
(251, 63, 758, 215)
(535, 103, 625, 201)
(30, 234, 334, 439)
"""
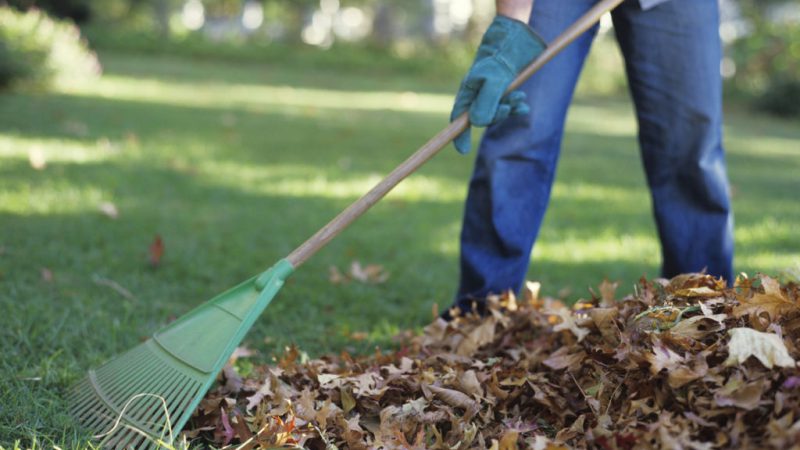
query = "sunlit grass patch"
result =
(61, 74, 453, 115)
(0, 51, 798, 446)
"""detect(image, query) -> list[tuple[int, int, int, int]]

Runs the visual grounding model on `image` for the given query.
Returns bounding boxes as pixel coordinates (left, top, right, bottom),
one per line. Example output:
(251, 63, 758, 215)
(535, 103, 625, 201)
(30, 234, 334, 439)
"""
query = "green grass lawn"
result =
(1, 51, 798, 447)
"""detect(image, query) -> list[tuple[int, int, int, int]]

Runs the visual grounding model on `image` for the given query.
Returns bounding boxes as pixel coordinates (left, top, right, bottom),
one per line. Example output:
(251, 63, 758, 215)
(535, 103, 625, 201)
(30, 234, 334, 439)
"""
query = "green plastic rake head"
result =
(68, 2, 622, 446)
(69, 260, 293, 448)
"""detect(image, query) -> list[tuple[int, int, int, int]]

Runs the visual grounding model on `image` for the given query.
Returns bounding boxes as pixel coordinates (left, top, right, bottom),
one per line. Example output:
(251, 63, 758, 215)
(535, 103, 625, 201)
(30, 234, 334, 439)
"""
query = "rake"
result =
(69, 1, 623, 447)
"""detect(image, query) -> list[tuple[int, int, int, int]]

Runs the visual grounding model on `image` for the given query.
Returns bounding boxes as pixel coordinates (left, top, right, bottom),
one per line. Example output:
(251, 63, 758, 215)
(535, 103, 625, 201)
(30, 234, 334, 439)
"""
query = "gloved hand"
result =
(450, 15, 546, 154)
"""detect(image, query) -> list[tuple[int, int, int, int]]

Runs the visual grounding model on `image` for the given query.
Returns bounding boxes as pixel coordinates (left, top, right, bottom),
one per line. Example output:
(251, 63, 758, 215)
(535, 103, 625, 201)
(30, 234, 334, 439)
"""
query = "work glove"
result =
(450, 15, 546, 154)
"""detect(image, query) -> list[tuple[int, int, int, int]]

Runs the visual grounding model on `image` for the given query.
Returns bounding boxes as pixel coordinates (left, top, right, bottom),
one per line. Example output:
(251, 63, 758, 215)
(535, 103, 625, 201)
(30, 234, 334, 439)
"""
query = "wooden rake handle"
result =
(286, 0, 625, 268)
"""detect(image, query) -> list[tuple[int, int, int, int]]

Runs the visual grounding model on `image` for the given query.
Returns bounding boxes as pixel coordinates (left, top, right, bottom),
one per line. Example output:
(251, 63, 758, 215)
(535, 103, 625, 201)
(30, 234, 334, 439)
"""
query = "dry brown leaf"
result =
(542, 348, 585, 371)
(340, 387, 356, 414)
(458, 369, 483, 398)
(725, 327, 796, 369)
(456, 319, 496, 356)
(589, 307, 619, 345)
(598, 280, 618, 307)
(673, 286, 721, 298)
(646, 340, 685, 374)
(548, 307, 590, 342)
(427, 384, 478, 411)
(667, 354, 708, 388)
(523, 281, 541, 307)
(189, 273, 800, 450)
(497, 430, 520, 450)
(733, 275, 800, 320)
(670, 314, 727, 340)
(714, 375, 768, 410)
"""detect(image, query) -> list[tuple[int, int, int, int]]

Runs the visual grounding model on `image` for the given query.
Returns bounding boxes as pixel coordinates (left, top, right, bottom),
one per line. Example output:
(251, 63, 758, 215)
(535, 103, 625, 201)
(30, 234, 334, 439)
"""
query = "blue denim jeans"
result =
(454, 0, 734, 311)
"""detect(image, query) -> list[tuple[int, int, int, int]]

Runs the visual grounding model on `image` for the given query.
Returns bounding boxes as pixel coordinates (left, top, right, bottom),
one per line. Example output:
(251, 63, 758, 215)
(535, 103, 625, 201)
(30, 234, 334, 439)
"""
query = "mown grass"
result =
(0, 51, 798, 447)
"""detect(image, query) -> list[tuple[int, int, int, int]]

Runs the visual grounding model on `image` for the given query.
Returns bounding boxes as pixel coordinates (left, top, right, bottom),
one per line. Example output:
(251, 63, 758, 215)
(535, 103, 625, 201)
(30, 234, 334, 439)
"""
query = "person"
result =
(446, 0, 734, 317)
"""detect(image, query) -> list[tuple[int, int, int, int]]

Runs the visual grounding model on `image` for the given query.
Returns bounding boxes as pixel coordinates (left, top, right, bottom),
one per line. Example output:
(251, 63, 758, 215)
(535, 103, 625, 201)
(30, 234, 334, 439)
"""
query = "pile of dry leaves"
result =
(187, 273, 800, 449)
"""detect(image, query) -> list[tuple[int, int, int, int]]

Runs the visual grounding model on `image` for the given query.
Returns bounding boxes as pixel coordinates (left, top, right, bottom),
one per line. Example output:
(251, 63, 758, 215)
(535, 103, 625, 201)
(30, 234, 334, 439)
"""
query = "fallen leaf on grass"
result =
(28, 147, 46, 170)
(329, 261, 389, 284)
(349, 331, 369, 341)
(98, 202, 119, 219)
(149, 235, 164, 268)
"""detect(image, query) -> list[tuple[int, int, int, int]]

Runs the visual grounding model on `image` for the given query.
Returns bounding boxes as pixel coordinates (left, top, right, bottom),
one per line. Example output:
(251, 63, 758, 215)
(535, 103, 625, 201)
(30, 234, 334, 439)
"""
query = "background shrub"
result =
(0, 6, 100, 90)
(728, 22, 800, 117)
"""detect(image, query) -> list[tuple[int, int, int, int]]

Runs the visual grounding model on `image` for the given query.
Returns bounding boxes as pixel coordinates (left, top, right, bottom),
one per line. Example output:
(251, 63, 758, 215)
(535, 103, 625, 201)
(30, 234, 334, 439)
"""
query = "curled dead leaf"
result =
(725, 327, 796, 369)
(427, 384, 478, 411)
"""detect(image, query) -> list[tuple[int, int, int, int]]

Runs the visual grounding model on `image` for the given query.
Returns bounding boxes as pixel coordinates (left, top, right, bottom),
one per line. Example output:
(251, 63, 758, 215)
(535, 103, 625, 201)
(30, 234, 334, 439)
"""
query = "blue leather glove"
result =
(451, 15, 546, 154)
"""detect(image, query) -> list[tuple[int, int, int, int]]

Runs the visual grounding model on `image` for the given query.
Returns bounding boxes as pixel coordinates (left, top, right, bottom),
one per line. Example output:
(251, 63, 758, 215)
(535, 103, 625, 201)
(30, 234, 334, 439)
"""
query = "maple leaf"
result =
(724, 327, 796, 369)
(548, 307, 590, 342)
(733, 274, 800, 320)
(245, 378, 273, 411)
(645, 340, 685, 374)
(295, 388, 317, 421)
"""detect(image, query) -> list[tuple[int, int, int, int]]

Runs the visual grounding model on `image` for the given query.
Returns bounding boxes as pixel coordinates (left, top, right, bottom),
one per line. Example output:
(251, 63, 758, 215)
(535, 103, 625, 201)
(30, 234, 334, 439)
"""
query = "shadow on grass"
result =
(96, 52, 459, 95)
(2, 78, 799, 443)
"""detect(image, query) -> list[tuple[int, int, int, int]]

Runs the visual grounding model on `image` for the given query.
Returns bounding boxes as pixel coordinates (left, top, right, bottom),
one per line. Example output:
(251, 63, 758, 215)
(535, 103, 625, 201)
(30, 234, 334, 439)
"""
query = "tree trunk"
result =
(153, 0, 171, 38)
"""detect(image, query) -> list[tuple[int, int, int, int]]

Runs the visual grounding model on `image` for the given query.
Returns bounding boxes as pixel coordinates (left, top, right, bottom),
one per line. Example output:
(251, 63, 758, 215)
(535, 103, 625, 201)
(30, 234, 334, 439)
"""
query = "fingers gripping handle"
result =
(286, 0, 625, 269)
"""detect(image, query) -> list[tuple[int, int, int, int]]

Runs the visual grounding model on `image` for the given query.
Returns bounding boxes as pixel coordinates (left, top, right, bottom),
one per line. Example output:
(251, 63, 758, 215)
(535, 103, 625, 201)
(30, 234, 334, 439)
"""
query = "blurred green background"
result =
(0, 0, 798, 447)
(3, 0, 800, 114)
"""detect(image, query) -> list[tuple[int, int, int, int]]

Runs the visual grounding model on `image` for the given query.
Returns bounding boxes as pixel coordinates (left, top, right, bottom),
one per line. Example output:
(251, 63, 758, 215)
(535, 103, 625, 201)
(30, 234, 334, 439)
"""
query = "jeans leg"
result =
(612, 0, 734, 283)
(454, 0, 599, 311)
